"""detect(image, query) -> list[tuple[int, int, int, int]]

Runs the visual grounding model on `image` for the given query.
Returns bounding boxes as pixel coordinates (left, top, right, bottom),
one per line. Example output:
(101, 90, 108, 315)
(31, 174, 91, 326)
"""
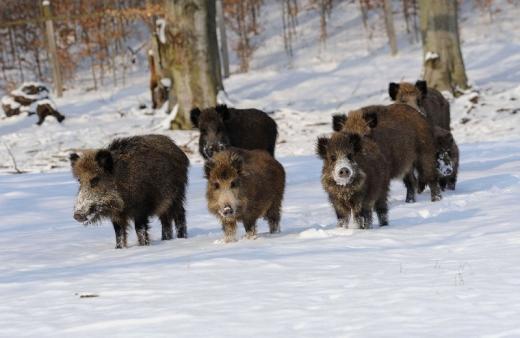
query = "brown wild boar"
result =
(204, 148, 285, 242)
(70, 135, 189, 249)
(333, 103, 442, 202)
(388, 80, 451, 130)
(191, 104, 278, 159)
(317, 132, 391, 229)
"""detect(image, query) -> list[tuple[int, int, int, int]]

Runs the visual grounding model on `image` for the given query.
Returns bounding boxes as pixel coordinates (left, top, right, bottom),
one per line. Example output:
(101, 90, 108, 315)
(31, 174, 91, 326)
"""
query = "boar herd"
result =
(70, 80, 460, 248)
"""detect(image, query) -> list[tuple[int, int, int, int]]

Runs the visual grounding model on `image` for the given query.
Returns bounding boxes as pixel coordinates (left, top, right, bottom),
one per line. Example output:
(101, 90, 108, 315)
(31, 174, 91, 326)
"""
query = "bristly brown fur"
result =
(388, 81, 451, 130)
(205, 148, 285, 242)
(335, 104, 442, 202)
(317, 132, 391, 229)
(70, 134, 189, 249)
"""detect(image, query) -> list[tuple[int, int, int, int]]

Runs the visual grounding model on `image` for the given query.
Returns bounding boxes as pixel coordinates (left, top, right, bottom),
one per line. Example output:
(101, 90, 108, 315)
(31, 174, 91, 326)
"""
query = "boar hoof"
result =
(431, 194, 442, 202)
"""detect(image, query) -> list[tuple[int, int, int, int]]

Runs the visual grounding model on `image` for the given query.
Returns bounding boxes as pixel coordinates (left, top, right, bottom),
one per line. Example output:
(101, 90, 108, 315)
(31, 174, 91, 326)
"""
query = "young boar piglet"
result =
(191, 104, 278, 159)
(317, 132, 390, 229)
(70, 135, 189, 249)
(204, 148, 285, 242)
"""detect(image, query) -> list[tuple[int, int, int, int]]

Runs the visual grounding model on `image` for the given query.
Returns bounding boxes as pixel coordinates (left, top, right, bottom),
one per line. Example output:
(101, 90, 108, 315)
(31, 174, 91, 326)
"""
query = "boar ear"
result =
(216, 104, 230, 121)
(69, 153, 79, 167)
(95, 150, 113, 174)
(332, 114, 347, 132)
(203, 160, 214, 179)
(349, 134, 362, 153)
(230, 152, 244, 174)
(415, 80, 428, 97)
(363, 111, 378, 129)
(316, 137, 329, 159)
(190, 107, 201, 128)
(388, 82, 399, 100)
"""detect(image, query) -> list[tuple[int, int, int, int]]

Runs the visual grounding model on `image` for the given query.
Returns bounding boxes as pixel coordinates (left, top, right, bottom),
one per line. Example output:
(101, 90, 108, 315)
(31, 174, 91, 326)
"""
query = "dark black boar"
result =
(317, 132, 390, 229)
(70, 134, 189, 249)
(388, 80, 451, 130)
(433, 126, 459, 191)
(190, 104, 278, 159)
(204, 148, 285, 242)
(333, 103, 442, 202)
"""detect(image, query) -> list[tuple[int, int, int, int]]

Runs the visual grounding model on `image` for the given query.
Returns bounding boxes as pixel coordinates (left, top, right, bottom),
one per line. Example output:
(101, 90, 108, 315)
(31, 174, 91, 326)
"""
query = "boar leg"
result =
(439, 177, 447, 191)
(417, 151, 442, 202)
(375, 197, 389, 227)
(222, 220, 237, 243)
(135, 216, 151, 246)
(243, 217, 258, 239)
(172, 203, 187, 239)
(159, 213, 173, 240)
(265, 201, 282, 234)
(403, 171, 417, 203)
(447, 176, 457, 191)
(353, 204, 372, 230)
(112, 220, 128, 249)
(330, 195, 350, 228)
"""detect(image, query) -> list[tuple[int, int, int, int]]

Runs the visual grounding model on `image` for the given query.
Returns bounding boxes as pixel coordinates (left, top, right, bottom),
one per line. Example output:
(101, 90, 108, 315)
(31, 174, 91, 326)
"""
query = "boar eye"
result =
(201, 128, 207, 134)
(213, 182, 220, 190)
(330, 155, 337, 162)
(230, 179, 240, 188)
(347, 154, 353, 160)
(90, 177, 100, 188)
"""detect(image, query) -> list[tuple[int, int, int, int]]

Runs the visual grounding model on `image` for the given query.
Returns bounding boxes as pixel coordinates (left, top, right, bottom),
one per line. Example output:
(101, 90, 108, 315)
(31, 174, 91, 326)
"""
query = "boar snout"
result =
(338, 167, 351, 178)
(73, 211, 87, 223)
(220, 204, 235, 218)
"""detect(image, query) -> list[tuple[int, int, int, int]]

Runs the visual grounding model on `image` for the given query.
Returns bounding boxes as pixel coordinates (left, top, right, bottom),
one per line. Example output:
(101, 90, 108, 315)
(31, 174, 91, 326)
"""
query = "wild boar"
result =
(70, 134, 189, 248)
(317, 132, 391, 229)
(190, 104, 278, 159)
(204, 148, 285, 242)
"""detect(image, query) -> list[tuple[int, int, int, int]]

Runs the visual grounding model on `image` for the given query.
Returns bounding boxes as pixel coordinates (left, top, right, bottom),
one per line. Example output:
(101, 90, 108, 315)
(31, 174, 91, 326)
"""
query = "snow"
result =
(425, 51, 440, 61)
(160, 78, 171, 87)
(156, 19, 166, 44)
(1, 140, 520, 336)
(1, 0, 520, 335)
(1, 95, 21, 109)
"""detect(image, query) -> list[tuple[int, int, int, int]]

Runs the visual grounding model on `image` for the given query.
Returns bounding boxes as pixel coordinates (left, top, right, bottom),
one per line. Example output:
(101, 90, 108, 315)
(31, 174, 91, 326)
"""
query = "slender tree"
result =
(382, 0, 397, 55)
(419, 0, 469, 94)
(159, 0, 222, 129)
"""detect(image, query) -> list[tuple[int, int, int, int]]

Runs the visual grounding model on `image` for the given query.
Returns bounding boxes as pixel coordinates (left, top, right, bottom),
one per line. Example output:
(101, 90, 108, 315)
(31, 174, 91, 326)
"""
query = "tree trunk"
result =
(383, 0, 398, 55)
(160, 0, 222, 130)
(216, 0, 230, 78)
(419, 0, 469, 94)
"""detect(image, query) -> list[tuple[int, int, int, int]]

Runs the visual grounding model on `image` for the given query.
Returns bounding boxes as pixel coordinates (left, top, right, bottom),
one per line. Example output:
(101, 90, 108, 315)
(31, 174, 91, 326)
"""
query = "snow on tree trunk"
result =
(160, 0, 222, 130)
(419, 0, 469, 94)
(383, 0, 398, 55)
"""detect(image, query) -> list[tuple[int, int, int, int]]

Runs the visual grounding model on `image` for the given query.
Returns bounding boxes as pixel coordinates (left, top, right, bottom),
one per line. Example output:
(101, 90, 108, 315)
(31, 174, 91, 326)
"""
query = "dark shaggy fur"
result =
(317, 132, 390, 229)
(333, 103, 442, 202)
(388, 80, 451, 130)
(204, 148, 285, 242)
(433, 126, 459, 191)
(70, 134, 189, 249)
(190, 104, 278, 159)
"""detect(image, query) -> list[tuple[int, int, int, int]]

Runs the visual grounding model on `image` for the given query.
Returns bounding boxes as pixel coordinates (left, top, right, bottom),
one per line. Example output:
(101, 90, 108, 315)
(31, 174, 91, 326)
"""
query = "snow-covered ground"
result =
(1, 140, 520, 337)
(1, 0, 520, 336)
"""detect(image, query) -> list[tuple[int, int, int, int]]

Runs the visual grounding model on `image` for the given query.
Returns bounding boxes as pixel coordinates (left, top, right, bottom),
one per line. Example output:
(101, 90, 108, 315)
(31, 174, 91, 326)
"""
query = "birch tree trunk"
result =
(383, 0, 398, 55)
(160, 0, 222, 130)
(419, 0, 469, 94)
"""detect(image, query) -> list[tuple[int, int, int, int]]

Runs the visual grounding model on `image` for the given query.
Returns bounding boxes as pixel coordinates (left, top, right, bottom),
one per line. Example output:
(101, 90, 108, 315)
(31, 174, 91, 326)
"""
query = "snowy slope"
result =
(1, 140, 520, 337)
(1, 1, 520, 336)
